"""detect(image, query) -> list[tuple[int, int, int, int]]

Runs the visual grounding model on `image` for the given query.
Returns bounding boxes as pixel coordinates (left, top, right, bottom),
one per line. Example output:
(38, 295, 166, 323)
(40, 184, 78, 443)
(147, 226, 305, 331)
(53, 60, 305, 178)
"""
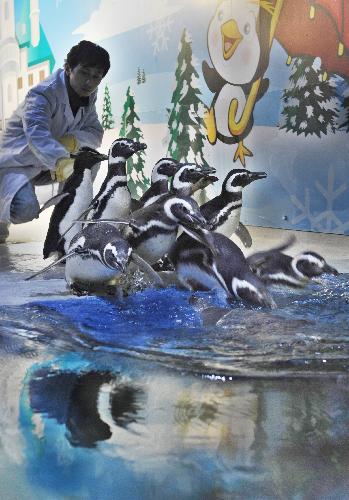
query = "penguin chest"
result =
(65, 255, 117, 285)
(176, 250, 224, 292)
(214, 204, 241, 237)
(135, 231, 177, 264)
(60, 177, 93, 252)
(214, 84, 246, 138)
(99, 186, 131, 219)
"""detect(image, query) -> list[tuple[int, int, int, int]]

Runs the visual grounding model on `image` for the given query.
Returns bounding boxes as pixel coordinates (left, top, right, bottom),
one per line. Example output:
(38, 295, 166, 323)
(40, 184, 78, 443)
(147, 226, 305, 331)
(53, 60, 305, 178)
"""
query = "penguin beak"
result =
(221, 19, 242, 60)
(323, 263, 339, 276)
(248, 171, 267, 184)
(134, 141, 147, 152)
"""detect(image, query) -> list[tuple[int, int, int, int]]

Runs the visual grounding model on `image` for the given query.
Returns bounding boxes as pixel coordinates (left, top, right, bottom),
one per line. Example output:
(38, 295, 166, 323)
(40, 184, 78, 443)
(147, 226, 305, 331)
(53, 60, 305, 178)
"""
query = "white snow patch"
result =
(312, 57, 322, 72)
(306, 105, 314, 118)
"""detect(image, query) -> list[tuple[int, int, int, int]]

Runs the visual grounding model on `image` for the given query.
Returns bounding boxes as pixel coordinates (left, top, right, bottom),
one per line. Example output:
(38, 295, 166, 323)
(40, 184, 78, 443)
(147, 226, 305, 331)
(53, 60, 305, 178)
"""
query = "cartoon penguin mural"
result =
(203, 0, 282, 166)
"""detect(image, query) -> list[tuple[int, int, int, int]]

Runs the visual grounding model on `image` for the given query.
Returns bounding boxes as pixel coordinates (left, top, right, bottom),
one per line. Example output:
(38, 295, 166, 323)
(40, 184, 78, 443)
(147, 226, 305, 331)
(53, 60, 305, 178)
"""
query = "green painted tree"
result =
(137, 67, 142, 85)
(167, 29, 209, 171)
(120, 86, 149, 198)
(280, 56, 339, 137)
(337, 79, 349, 132)
(101, 84, 114, 130)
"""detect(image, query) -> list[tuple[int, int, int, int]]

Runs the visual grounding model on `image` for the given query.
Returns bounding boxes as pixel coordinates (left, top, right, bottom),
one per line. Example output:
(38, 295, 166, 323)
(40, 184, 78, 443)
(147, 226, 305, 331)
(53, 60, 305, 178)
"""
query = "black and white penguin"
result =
(132, 157, 180, 210)
(203, 0, 273, 165)
(172, 231, 275, 308)
(28, 222, 163, 295)
(200, 168, 266, 247)
(87, 138, 147, 220)
(247, 237, 339, 288)
(170, 162, 217, 197)
(82, 195, 213, 266)
(43, 148, 108, 259)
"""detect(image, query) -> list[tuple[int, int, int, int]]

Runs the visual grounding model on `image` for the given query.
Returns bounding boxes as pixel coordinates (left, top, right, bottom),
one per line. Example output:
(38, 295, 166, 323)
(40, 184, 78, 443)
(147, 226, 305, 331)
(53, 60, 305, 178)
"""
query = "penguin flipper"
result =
(257, 78, 269, 102)
(39, 192, 70, 214)
(202, 60, 225, 94)
(247, 235, 296, 269)
(131, 252, 165, 287)
(25, 252, 73, 281)
(235, 222, 253, 248)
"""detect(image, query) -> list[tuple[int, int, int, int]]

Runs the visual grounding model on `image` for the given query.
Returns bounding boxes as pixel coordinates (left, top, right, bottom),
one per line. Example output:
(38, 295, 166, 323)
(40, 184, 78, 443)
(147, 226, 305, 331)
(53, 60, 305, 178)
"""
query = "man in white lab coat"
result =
(0, 40, 110, 242)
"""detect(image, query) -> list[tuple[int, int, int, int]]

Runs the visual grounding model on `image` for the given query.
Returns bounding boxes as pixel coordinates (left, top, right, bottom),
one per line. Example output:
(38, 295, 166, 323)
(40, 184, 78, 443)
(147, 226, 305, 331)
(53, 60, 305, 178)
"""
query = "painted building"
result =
(0, 0, 54, 131)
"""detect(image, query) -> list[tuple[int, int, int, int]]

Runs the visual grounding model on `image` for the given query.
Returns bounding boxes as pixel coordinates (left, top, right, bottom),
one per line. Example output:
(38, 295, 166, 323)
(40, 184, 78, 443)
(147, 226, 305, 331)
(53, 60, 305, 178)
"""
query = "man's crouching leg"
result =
(10, 182, 40, 224)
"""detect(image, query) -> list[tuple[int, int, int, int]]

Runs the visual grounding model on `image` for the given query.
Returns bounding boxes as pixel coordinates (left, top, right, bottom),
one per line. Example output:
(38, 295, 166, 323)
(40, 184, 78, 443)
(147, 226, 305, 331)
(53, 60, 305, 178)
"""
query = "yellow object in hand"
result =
(51, 157, 75, 182)
(58, 134, 79, 153)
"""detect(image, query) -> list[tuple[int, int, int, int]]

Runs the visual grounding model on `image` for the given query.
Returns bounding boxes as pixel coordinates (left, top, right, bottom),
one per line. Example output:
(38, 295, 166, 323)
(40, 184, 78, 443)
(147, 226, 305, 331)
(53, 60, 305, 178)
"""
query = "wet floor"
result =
(0, 240, 349, 499)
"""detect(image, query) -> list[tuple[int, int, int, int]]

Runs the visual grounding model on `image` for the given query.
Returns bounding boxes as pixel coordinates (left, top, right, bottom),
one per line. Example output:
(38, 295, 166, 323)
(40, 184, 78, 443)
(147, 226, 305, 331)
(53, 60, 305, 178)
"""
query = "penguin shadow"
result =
(29, 368, 145, 448)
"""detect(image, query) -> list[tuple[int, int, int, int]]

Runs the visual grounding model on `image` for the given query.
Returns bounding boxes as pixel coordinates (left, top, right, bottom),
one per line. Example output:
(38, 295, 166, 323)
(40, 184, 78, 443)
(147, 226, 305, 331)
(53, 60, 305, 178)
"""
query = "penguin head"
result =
(102, 239, 133, 273)
(222, 168, 267, 193)
(109, 138, 147, 163)
(165, 196, 209, 229)
(71, 147, 109, 172)
(171, 163, 217, 195)
(208, 0, 261, 84)
(151, 158, 180, 182)
(293, 252, 339, 279)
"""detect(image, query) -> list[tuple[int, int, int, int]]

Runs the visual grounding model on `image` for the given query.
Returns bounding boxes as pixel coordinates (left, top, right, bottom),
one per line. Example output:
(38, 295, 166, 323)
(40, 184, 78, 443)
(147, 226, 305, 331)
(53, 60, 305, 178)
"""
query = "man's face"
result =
(66, 63, 104, 97)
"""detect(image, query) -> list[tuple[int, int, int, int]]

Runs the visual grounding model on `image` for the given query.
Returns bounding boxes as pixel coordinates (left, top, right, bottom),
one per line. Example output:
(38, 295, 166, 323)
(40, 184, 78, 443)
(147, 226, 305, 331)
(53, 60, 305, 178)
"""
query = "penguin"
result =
(200, 168, 266, 247)
(43, 148, 109, 259)
(247, 236, 339, 288)
(27, 222, 164, 295)
(203, 0, 273, 165)
(169, 163, 218, 197)
(81, 195, 214, 266)
(131, 157, 180, 210)
(171, 231, 276, 308)
(87, 138, 147, 220)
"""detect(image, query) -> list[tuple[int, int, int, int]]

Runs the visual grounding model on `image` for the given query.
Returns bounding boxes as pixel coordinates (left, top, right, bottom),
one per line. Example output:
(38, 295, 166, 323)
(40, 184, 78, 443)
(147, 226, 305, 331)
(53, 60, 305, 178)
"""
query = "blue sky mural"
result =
(40, 0, 292, 125)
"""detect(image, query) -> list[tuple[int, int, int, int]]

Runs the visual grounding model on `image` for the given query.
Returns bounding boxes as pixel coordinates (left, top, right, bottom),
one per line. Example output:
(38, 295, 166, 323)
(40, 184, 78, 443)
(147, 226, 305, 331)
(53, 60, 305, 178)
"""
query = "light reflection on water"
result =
(0, 274, 348, 498)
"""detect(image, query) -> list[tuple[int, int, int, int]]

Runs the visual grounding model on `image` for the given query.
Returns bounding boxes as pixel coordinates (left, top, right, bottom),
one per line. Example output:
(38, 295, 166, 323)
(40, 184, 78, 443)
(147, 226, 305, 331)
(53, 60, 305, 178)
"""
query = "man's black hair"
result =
(65, 40, 110, 76)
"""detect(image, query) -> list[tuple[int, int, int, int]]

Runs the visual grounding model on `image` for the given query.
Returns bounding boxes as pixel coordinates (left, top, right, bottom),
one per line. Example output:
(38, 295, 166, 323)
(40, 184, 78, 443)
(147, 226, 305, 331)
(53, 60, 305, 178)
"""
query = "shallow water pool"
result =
(0, 243, 349, 499)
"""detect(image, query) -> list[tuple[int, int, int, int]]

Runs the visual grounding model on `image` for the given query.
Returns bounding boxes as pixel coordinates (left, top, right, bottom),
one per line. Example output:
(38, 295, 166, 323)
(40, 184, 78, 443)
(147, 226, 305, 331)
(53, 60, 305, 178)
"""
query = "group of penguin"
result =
(28, 138, 339, 309)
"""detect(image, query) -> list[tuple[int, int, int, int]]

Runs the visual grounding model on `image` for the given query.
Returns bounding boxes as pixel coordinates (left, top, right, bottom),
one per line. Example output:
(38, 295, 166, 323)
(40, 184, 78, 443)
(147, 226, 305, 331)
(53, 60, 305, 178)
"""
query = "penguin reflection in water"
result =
(247, 236, 339, 288)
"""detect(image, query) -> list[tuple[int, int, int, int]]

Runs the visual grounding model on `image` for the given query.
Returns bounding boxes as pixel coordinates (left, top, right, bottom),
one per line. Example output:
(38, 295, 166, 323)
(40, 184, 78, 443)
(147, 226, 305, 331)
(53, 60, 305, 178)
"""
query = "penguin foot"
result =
(204, 108, 217, 145)
(233, 141, 253, 167)
(70, 283, 90, 296)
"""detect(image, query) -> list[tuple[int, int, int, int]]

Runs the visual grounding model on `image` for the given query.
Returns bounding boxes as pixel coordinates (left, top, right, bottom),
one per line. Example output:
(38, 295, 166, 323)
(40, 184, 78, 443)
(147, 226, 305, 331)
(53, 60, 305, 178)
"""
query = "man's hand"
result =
(58, 134, 79, 153)
(51, 157, 74, 182)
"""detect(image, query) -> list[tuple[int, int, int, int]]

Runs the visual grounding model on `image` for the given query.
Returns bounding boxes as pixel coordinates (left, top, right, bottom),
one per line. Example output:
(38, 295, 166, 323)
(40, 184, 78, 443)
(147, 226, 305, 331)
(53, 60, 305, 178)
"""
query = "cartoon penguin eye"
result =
(218, 10, 223, 21)
(243, 22, 251, 35)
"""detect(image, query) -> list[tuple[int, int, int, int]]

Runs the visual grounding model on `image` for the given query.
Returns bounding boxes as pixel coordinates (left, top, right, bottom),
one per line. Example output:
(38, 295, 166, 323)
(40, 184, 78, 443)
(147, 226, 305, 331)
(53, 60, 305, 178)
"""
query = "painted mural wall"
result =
(1, 0, 348, 234)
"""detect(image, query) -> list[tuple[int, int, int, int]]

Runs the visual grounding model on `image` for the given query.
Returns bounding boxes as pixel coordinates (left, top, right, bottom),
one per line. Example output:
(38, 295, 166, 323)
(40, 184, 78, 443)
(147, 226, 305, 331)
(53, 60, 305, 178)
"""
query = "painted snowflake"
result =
(291, 166, 349, 233)
(147, 16, 174, 55)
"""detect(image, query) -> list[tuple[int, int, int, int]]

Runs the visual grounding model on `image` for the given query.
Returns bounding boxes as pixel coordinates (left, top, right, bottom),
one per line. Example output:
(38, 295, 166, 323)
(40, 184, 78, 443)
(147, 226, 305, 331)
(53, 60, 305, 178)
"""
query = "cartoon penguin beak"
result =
(221, 19, 242, 60)
(248, 171, 267, 184)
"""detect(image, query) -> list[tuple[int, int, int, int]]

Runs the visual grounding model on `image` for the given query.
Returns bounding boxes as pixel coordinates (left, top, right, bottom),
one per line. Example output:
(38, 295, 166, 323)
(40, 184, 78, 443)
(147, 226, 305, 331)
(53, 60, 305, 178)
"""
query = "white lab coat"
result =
(0, 68, 104, 222)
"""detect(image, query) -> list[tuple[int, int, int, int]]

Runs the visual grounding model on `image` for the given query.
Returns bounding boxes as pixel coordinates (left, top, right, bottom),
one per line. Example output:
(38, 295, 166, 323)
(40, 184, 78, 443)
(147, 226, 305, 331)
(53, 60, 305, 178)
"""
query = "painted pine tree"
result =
(141, 69, 146, 84)
(337, 80, 349, 132)
(120, 86, 149, 198)
(137, 67, 142, 85)
(167, 29, 209, 170)
(280, 56, 339, 137)
(101, 84, 114, 130)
